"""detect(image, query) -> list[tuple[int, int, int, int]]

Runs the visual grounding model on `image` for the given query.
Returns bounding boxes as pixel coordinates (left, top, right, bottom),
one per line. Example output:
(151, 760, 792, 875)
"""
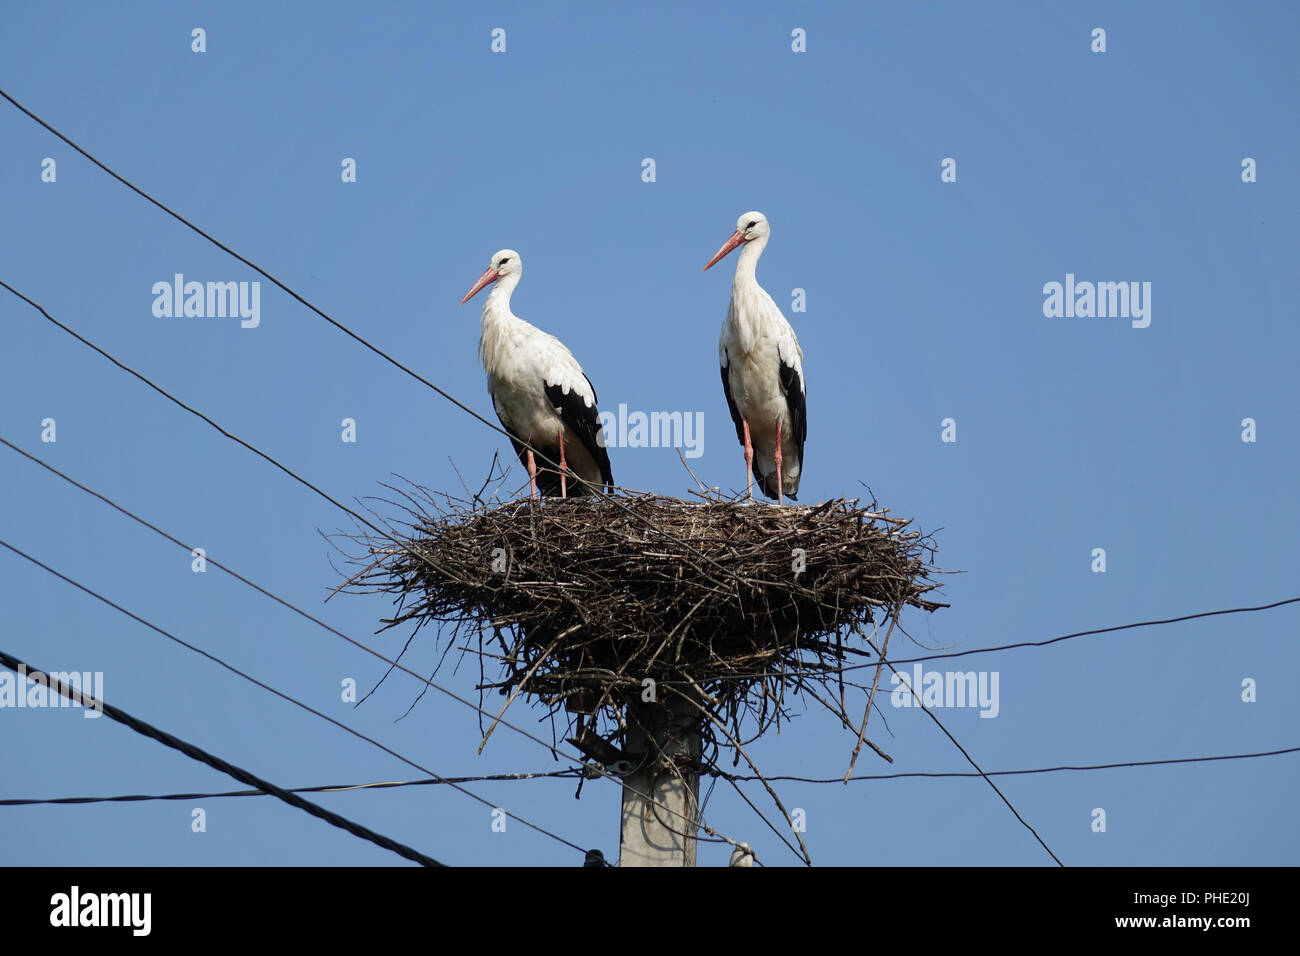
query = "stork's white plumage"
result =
(704, 212, 807, 503)
(461, 250, 614, 498)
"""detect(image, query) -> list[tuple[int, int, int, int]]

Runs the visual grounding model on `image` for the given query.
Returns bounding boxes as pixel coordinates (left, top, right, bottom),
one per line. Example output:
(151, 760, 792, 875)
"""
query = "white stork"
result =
(703, 212, 807, 503)
(460, 249, 614, 498)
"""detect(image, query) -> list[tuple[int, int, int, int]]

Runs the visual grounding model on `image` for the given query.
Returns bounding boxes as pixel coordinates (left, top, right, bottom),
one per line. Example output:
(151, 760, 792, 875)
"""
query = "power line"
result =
(0, 536, 593, 860)
(13, 740, 1292, 818)
(0, 647, 444, 867)
(656, 596, 1300, 685)
(0, 771, 582, 807)
(716, 744, 1300, 783)
(838, 597, 1300, 673)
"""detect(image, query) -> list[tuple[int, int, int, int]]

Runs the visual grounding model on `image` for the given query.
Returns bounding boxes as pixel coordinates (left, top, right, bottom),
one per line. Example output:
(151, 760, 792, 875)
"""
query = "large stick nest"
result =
(334, 474, 947, 773)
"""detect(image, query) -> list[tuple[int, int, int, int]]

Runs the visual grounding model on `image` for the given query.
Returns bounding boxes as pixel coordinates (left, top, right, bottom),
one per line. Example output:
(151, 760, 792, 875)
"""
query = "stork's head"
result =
(460, 249, 522, 304)
(703, 212, 768, 271)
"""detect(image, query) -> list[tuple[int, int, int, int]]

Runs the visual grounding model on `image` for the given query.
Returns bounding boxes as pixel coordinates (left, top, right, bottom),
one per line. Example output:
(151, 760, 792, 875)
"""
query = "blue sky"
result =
(1, 0, 1296, 866)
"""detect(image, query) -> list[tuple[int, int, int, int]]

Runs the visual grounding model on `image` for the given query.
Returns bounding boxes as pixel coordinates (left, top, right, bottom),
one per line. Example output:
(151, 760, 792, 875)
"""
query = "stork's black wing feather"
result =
(777, 355, 807, 493)
(778, 356, 807, 460)
(544, 379, 614, 492)
(720, 352, 745, 444)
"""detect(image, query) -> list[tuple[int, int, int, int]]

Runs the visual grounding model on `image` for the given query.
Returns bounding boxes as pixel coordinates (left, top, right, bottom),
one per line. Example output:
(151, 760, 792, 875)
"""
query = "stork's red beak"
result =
(703, 230, 747, 271)
(460, 266, 500, 304)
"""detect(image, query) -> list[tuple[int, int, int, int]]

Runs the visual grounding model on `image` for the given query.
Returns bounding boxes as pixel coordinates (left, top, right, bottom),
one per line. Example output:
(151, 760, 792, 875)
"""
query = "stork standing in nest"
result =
(704, 212, 807, 503)
(461, 250, 614, 498)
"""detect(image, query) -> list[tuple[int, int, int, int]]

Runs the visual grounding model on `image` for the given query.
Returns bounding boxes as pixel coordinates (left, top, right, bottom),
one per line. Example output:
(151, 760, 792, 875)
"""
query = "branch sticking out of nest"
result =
(333, 477, 947, 782)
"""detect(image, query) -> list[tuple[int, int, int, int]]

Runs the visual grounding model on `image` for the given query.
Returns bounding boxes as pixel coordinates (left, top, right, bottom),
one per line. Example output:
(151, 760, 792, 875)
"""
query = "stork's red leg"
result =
(526, 448, 539, 500)
(742, 418, 754, 501)
(558, 430, 568, 499)
(774, 419, 783, 505)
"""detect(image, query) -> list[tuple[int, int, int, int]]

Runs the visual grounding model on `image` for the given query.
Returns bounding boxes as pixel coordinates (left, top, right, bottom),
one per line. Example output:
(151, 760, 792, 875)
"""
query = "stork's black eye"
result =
(498, 257, 510, 266)
(746, 221, 757, 229)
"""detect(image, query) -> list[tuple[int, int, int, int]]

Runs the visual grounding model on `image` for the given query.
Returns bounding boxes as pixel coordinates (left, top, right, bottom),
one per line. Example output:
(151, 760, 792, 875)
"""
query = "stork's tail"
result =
(534, 466, 606, 498)
(756, 469, 798, 502)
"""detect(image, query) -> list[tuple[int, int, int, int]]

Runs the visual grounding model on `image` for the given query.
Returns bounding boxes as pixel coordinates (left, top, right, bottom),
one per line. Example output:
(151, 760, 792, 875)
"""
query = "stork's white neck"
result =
(731, 234, 768, 290)
(478, 272, 523, 374)
(483, 271, 522, 315)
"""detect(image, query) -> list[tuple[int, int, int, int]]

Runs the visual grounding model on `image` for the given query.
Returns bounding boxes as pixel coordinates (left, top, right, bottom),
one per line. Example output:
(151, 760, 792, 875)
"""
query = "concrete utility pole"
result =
(619, 694, 701, 866)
